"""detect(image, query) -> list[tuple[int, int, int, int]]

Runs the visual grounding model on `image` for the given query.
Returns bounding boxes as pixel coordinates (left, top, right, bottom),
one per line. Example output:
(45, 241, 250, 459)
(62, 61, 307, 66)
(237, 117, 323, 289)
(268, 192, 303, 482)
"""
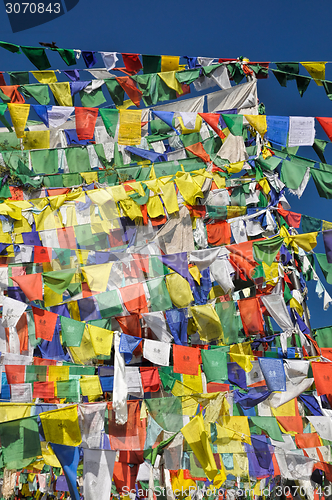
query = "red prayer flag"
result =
(0, 72, 6, 86)
(295, 432, 321, 449)
(115, 76, 142, 107)
(33, 381, 55, 399)
(119, 283, 148, 316)
(277, 205, 301, 228)
(32, 307, 58, 341)
(140, 367, 160, 392)
(5, 365, 25, 384)
(185, 142, 211, 163)
(0, 85, 25, 103)
(16, 313, 29, 353)
(238, 297, 264, 337)
(34, 246, 51, 263)
(199, 113, 226, 139)
(173, 345, 200, 376)
(206, 220, 231, 246)
(115, 314, 141, 338)
(316, 117, 332, 141)
(11, 273, 43, 301)
(57, 227, 76, 249)
(121, 53, 142, 74)
(75, 107, 98, 141)
(311, 361, 332, 396)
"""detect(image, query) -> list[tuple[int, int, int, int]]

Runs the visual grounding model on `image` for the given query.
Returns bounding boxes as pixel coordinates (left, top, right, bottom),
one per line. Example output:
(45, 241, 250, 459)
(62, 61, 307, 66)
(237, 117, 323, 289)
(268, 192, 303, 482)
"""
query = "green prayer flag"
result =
(95, 290, 123, 318)
(129, 182, 149, 204)
(31, 149, 58, 174)
(200, 347, 228, 383)
(158, 367, 181, 392)
(65, 147, 91, 173)
(79, 87, 106, 107)
(323, 80, 332, 101)
(20, 46, 51, 71)
(203, 63, 222, 77)
(21, 84, 50, 105)
(280, 156, 312, 190)
(0, 416, 41, 470)
(215, 300, 239, 344)
(315, 326, 332, 348)
(284, 283, 293, 304)
(9, 71, 29, 85)
(99, 108, 119, 138)
(75, 224, 95, 246)
(60, 316, 85, 347)
(150, 117, 173, 135)
(0, 41, 21, 53)
(2, 150, 29, 171)
(142, 55, 161, 74)
(144, 433, 177, 466)
(145, 398, 183, 432)
(222, 114, 243, 136)
(54, 248, 71, 266)
(0, 130, 20, 149)
(104, 79, 124, 107)
(56, 48, 76, 66)
(44, 175, 64, 188)
(251, 416, 284, 441)
(227, 62, 244, 84)
(275, 62, 299, 77)
(272, 69, 288, 87)
(0, 104, 13, 131)
(316, 253, 332, 285)
(253, 236, 284, 267)
(313, 139, 328, 163)
(56, 379, 80, 401)
(147, 277, 173, 312)
(206, 206, 227, 220)
(25, 365, 47, 383)
(43, 269, 76, 294)
(296, 74, 311, 97)
(311, 168, 332, 199)
(301, 214, 322, 233)
(176, 69, 200, 85)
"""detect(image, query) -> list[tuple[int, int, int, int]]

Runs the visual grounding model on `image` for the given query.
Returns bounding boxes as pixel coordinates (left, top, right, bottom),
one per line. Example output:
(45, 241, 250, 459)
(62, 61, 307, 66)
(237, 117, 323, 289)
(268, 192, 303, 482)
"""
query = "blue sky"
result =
(0, 0, 332, 327)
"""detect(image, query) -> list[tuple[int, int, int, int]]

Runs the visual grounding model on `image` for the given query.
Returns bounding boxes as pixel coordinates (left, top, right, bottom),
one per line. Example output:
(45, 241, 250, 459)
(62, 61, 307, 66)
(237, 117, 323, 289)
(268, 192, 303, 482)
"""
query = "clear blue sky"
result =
(0, 0, 332, 327)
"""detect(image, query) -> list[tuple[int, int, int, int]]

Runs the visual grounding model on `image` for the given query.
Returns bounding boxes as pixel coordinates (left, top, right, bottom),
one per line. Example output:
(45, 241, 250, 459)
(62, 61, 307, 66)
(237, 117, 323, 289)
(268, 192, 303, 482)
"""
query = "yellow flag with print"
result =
(8, 103, 30, 138)
(23, 130, 50, 150)
(118, 109, 142, 145)
(88, 324, 113, 356)
(48, 82, 73, 106)
(181, 412, 219, 481)
(244, 114, 267, 138)
(32, 71, 57, 84)
(301, 62, 327, 86)
(40, 405, 82, 446)
(161, 55, 179, 72)
(81, 262, 113, 292)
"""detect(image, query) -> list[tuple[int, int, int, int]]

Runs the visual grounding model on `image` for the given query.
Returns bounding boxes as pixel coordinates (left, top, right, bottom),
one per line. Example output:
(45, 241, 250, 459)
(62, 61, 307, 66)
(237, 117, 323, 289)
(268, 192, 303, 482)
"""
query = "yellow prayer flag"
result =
(79, 375, 103, 397)
(40, 405, 82, 446)
(8, 103, 30, 138)
(244, 114, 267, 138)
(189, 265, 201, 285)
(88, 324, 113, 356)
(118, 109, 142, 146)
(31, 71, 57, 84)
(81, 262, 113, 292)
(43, 284, 63, 308)
(159, 180, 179, 214)
(40, 442, 61, 468)
(301, 62, 327, 86)
(178, 115, 202, 134)
(158, 71, 183, 94)
(262, 262, 279, 285)
(161, 56, 180, 72)
(69, 325, 97, 364)
(116, 99, 135, 110)
(323, 220, 332, 230)
(289, 297, 304, 316)
(48, 366, 69, 383)
(166, 273, 194, 308)
(0, 404, 31, 421)
(227, 161, 244, 174)
(181, 413, 219, 481)
(220, 416, 251, 444)
(80, 171, 98, 184)
(171, 469, 196, 493)
(258, 178, 270, 195)
(48, 82, 73, 106)
(191, 304, 223, 342)
(229, 353, 254, 372)
(291, 232, 318, 252)
(23, 130, 50, 150)
(271, 398, 296, 417)
(146, 195, 164, 218)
